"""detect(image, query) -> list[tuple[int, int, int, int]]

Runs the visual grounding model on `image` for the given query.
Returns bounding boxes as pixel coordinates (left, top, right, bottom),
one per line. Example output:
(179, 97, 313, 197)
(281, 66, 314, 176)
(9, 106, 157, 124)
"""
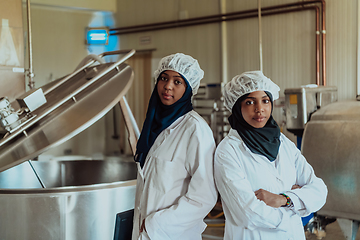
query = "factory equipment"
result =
(193, 83, 230, 144)
(284, 85, 338, 238)
(284, 85, 337, 136)
(0, 49, 138, 240)
(301, 100, 360, 240)
(0, 160, 136, 240)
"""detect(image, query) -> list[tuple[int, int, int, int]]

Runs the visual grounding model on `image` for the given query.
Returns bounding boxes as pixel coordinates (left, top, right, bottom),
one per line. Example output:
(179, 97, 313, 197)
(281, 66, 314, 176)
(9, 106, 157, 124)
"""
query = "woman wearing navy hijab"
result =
(214, 71, 327, 240)
(132, 53, 217, 240)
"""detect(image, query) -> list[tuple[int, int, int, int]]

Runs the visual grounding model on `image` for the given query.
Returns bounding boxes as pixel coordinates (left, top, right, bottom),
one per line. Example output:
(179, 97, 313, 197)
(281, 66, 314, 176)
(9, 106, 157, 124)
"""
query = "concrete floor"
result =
(202, 220, 360, 240)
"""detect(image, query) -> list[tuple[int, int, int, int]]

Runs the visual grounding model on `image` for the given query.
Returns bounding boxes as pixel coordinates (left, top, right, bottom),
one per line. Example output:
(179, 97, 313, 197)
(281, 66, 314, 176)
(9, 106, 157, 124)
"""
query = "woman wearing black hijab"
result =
(214, 71, 327, 240)
(132, 53, 217, 240)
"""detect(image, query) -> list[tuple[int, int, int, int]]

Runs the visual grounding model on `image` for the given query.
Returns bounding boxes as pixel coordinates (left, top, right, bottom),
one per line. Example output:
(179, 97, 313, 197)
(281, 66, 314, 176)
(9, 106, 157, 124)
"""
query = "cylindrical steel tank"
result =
(0, 160, 137, 240)
(0, 50, 138, 240)
(302, 100, 360, 221)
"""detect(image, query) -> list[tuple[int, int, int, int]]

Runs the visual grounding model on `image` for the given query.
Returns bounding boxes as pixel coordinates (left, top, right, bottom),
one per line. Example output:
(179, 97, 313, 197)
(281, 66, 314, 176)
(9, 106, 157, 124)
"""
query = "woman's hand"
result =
(255, 189, 287, 208)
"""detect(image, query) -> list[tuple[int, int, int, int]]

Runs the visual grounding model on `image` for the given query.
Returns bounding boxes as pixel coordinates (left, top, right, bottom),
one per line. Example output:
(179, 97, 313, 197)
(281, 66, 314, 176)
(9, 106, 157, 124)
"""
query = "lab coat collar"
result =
(228, 128, 283, 167)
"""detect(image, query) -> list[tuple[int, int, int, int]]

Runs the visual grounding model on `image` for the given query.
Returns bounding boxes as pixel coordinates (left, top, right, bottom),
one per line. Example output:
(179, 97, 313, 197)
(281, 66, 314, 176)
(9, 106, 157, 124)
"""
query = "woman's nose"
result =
(164, 81, 173, 89)
(255, 103, 264, 112)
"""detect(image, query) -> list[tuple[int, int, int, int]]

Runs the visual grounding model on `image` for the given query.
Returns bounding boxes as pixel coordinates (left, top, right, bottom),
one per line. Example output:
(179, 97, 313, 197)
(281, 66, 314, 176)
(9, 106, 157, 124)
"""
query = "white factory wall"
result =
(23, 0, 116, 12)
(18, 0, 359, 158)
(23, 3, 120, 158)
(0, 0, 25, 101)
(115, 0, 222, 85)
(114, 0, 358, 101)
(114, 0, 358, 141)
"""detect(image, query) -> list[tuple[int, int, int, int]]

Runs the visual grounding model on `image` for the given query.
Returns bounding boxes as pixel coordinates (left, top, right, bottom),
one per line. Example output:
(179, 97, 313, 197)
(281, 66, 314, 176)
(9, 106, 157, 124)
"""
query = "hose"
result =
(206, 212, 225, 227)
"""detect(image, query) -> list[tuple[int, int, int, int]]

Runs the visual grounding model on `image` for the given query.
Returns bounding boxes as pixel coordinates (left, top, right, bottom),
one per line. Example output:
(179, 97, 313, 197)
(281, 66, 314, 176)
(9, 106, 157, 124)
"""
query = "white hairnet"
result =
(154, 53, 204, 95)
(223, 71, 280, 112)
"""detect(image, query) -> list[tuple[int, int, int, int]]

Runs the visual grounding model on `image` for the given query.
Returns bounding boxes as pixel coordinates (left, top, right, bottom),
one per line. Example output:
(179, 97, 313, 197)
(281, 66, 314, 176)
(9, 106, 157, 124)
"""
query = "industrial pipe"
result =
(26, 0, 35, 89)
(110, 6, 311, 35)
(321, 0, 326, 86)
(315, 6, 320, 85)
(110, 1, 326, 86)
(219, 0, 228, 90)
(358, 0, 360, 100)
(258, 0, 263, 72)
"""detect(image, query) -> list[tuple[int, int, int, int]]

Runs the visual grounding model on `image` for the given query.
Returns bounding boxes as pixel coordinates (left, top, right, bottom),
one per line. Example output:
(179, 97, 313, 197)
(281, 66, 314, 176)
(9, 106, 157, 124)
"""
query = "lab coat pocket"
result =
(149, 156, 187, 194)
(218, 154, 247, 183)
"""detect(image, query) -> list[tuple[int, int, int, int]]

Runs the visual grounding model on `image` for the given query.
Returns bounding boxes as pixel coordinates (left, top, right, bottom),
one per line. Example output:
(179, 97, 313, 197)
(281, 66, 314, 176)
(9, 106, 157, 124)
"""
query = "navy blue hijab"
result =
(228, 91, 281, 161)
(134, 73, 193, 168)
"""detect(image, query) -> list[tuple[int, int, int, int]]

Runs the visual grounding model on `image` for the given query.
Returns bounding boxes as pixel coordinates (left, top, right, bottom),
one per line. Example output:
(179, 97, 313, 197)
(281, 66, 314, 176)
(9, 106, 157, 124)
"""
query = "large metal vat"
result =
(0, 160, 136, 240)
(302, 100, 360, 239)
(0, 50, 138, 240)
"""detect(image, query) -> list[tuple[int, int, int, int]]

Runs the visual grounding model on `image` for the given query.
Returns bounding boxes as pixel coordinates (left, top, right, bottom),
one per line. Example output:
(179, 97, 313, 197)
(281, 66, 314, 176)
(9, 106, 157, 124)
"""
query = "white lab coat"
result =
(214, 129, 327, 240)
(132, 110, 217, 240)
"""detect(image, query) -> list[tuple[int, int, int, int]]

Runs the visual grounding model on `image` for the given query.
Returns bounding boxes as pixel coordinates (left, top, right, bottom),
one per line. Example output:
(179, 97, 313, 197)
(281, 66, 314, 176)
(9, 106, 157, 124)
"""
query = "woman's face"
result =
(240, 91, 272, 128)
(157, 70, 187, 105)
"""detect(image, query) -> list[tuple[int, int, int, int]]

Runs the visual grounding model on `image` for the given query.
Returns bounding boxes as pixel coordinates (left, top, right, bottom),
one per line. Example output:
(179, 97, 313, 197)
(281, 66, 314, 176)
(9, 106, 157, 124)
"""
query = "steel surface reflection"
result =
(0, 50, 135, 172)
(302, 100, 360, 221)
(0, 160, 137, 240)
(0, 50, 137, 240)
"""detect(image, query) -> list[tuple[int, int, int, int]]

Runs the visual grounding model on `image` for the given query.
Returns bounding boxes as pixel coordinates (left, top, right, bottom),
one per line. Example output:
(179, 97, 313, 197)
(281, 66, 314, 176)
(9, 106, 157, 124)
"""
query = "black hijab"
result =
(134, 74, 193, 168)
(228, 91, 281, 161)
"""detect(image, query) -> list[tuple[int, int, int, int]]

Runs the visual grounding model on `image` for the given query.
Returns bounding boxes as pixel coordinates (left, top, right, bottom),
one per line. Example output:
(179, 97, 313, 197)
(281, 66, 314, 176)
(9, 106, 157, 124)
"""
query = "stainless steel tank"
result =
(284, 85, 337, 136)
(0, 160, 137, 240)
(302, 100, 360, 238)
(0, 50, 136, 172)
(0, 50, 138, 240)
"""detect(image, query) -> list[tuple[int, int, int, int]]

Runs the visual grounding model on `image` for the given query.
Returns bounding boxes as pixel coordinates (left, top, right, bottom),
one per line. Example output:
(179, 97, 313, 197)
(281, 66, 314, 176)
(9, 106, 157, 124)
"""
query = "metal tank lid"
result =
(284, 85, 337, 94)
(309, 100, 360, 121)
(0, 50, 135, 172)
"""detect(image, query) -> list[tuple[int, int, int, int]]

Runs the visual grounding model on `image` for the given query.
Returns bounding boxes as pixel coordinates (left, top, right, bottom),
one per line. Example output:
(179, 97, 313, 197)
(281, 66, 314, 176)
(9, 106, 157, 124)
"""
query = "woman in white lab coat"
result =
(214, 71, 327, 240)
(132, 53, 217, 240)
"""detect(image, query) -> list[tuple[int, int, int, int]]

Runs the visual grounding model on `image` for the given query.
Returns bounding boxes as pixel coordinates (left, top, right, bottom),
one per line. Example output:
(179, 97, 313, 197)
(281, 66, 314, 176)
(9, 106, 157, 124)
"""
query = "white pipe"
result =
(220, 0, 228, 87)
(258, 0, 263, 72)
(357, 0, 360, 100)
(26, 0, 35, 89)
(122, 96, 140, 138)
(44, 49, 133, 95)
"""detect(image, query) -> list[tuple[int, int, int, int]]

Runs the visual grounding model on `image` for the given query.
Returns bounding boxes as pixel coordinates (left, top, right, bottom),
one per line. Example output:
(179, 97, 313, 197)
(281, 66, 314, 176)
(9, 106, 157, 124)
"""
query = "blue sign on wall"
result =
(86, 28, 109, 45)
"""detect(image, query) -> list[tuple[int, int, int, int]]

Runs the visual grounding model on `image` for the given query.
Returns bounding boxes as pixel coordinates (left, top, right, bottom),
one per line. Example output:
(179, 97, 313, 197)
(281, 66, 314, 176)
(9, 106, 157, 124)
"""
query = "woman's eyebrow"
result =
(161, 73, 182, 78)
(172, 73, 182, 78)
(246, 95, 268, 100)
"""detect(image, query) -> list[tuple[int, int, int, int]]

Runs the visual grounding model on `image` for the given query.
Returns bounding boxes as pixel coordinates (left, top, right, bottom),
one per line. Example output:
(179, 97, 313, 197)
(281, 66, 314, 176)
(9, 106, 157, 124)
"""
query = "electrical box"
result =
(284, 85, 337, 136)
(16, 88, 47, 112)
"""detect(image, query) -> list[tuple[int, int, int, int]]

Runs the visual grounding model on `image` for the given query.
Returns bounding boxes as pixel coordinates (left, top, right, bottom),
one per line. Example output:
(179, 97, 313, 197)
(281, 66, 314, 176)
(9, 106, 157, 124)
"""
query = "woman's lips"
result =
(253, 116, 266, 122)
(162, 93, 173, 100)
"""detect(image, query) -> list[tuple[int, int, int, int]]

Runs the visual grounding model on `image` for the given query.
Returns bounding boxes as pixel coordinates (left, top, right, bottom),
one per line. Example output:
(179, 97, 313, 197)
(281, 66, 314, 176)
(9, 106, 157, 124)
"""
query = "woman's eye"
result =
(175, 80, 182, 85)
(160, 76, 167, 81)
(263, 99, 270, 103)
(245, 100, 254, 105)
